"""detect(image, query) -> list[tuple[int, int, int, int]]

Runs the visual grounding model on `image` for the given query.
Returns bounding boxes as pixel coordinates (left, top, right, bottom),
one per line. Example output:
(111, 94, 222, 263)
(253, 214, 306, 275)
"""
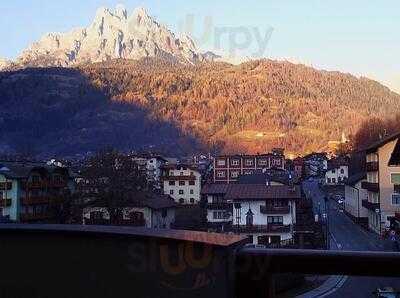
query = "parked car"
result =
(373, 287, 399, 298)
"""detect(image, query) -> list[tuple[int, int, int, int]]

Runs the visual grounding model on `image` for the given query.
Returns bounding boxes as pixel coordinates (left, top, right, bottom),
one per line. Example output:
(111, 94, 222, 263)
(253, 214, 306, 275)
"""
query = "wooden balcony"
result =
(0, 182, 12, 190)
(207, 202, 231, 210)
(20, 212, 54, 222)
(84, 218, 111, 225)
(24, 181, 48, 189)
(0, 199, 12, 207)
(362, 200, 380, 211)
(22, 197, 50, 205)
(50, 180, 67, 188)
(361, 181, 380, 193)
(366, 161, 379, 172)
(230, 224, 291, 234)
(260, 205, 290, 214)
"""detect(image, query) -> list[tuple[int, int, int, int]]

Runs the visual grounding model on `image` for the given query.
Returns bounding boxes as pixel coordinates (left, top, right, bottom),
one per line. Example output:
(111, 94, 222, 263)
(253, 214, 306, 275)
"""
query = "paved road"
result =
(303, 180, 400, 298)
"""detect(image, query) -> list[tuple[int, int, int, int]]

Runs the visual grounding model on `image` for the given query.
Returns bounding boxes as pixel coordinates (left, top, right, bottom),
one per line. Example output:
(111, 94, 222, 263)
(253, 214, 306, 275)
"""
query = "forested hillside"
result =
(1, 58, 399, 157)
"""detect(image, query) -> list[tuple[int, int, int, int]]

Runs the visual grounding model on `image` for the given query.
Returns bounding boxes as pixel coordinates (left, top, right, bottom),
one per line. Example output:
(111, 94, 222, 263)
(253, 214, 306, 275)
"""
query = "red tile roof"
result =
(225, 184, 301, 201)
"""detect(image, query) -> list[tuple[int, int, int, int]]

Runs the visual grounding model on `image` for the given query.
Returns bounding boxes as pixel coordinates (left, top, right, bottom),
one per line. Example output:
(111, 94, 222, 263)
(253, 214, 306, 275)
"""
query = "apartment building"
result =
(362, 132, 400, 234)
(344, 173, 368, 225)
(213, 149, 285, 183)
(161, 164, 202, 205)
(202, 182, 300, 245)
(0, 161, 75, 222)
(83, 193, 177, 228)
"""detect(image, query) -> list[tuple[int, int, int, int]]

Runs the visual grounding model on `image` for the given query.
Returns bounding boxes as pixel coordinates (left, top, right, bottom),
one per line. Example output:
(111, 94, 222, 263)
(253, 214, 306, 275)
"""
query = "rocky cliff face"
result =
(0, 58, 11, 70)
(16, 5, 206, 67)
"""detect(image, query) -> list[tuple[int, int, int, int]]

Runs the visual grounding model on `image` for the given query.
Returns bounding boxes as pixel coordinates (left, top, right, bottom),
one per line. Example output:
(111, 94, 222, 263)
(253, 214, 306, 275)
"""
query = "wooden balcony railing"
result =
(230, 224, 291, 234)
(366, 161, 379, 172)
(207, 202, 231, 210)
(260, 205, 290, 214)
(22, 197, 50, 205)
(0, 182, 12, 190)
(361, 181, 380, 193)
(362, 199, 380, 211)
(20, 212, 54, 222)
(0, 199, 12, 207)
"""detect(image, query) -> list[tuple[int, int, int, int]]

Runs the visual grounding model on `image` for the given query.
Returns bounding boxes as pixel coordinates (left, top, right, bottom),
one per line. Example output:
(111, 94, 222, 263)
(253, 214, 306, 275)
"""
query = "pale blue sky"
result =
(1, 0, 399, 91)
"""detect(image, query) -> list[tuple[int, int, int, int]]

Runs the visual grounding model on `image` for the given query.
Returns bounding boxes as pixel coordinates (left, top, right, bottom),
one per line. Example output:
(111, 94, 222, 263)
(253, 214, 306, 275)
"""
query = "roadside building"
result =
(325, 158, 349, 185)
(202, 181, 301, 246)
(0, 161, 76, 222)
(83, 192, 177, 228)
(161, 164, 202, 205)
(362, 132, 400, 234)
(213, 148, 285, 184)
(344, 172, 368, 226)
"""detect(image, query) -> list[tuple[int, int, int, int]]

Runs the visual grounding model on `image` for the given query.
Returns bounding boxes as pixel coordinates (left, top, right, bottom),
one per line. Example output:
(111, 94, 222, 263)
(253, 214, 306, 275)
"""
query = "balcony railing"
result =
(366, 161, 379, 172)
(20, 213, 54, 222)
(0, 199, 12, 207)
(207, 202, 231, 210)
(230, 224, 291, 233)
(22, 197, 50, 205)
(24, 181, 48, 189)
(260, 205, 290, 214)
(362, 199, 380, 211)
(0, 182, 12, 190)
(361, 181, 380, 193)
(0, 225, 400, 298)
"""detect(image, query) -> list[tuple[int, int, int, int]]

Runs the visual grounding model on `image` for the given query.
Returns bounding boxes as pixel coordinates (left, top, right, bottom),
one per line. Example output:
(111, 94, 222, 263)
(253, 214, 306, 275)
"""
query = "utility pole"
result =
(324, 196, 330, 250)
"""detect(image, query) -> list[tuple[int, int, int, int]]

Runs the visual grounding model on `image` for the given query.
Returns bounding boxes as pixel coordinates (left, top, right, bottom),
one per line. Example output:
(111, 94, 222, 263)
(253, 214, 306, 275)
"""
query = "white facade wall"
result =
(325, 166, 348, 185)
(233, 199, 296, 245)
(344, 180, 368, 219)
(163, 169, 201, 205)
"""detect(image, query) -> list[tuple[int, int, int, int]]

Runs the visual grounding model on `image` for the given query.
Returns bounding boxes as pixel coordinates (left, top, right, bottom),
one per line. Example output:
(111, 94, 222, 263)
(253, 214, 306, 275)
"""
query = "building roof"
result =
(327, 157, 349, 171)
(225, 184, 301, 201)
(345, 172, 366, 186)
(87, 192, 177, 210)
(365, 131, 400, 153)
(237, 172, 291, 186)
(201, 183, 230, 195)
(0, 161, 69, 179)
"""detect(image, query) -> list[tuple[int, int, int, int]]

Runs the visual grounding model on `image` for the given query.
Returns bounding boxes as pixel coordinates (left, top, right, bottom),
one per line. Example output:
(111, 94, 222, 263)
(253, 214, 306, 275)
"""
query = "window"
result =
(245, 159, 253, 166)
(190, 198, 195, 203)
(217, 160, 226, 166)
(169, 180, 175, 186)
(179, 180, 185, 186)
(231, 171, 239, 178)
(179, 198, 185, 204)
(246, 209, 254, 226)
(231, 159, 239, 166)
(327, 178, 331, 183)
(332, 169, 336, 174)
(217, 171, 226, 178)
(180, 172, 184, 176)
(213, 211, 224, 219)
(392, 194, 400, 205)
(341, 169, 345, 174)
(190, 189, 194, 194)
(161, 209, 167, 218)
(391, 174, 400, 185)
(179, 190, 184, 195)
(332, 178, 336, 184)
(267, 216, 283, 224)
(169, 190, 174, 195)
(189, 180, 195, 185)
(258, 159, 268, 166)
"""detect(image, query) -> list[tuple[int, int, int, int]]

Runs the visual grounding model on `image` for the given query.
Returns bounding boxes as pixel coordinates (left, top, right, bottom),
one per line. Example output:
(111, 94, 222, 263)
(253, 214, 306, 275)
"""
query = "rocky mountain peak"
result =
(16, 6, 208, 68)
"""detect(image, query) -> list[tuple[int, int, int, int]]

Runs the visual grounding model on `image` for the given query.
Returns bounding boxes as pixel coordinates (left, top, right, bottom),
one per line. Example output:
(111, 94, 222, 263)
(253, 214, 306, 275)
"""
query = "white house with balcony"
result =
(202, 182, 301, 246)
(325, 158, 349, 185)
(161, 165, 202, 205)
